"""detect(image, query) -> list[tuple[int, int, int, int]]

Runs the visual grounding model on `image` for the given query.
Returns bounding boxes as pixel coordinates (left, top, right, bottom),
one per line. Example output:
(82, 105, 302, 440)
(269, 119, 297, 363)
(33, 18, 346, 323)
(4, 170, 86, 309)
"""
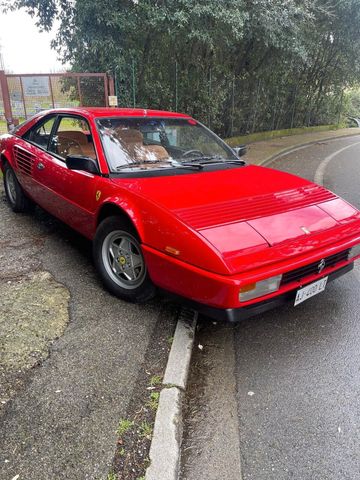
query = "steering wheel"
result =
(181, 149, 203, 158)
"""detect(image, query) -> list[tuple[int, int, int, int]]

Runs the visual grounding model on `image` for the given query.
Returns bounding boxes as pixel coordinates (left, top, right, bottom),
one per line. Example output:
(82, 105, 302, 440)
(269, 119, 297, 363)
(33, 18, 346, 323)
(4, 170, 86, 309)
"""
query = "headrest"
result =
(115, 128, 143, 143)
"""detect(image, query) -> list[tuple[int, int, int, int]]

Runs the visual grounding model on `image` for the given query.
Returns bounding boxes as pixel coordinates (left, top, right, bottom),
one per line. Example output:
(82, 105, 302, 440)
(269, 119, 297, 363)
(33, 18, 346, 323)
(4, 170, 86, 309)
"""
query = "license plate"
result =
(294, 277, 328, 306)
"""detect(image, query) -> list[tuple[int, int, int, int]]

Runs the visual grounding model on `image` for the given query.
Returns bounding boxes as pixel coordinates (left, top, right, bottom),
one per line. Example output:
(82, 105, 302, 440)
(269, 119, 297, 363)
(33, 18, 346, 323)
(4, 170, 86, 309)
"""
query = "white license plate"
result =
(294, 277, 328, 306)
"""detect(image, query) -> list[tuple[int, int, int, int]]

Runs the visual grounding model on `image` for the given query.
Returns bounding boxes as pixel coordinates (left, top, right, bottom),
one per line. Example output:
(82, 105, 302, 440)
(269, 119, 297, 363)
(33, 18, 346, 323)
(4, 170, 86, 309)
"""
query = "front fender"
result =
(97, 185, 230, 275)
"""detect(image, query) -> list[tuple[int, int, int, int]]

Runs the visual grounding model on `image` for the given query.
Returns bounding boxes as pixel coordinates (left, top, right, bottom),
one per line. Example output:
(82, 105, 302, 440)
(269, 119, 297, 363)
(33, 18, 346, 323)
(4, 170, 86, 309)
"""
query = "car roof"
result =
(15, 107, 193, 136)
(44, 107, 191, 118)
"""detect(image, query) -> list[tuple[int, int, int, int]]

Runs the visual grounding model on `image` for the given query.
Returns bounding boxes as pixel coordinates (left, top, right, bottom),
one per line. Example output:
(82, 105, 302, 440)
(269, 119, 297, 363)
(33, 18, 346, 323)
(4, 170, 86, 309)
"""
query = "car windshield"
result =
(96, 117, 238, 172)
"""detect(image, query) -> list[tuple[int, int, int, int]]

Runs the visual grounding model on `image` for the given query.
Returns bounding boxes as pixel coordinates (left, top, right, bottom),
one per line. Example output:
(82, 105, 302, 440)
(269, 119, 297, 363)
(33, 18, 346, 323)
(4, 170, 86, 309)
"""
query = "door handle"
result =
(37, 162, 45, 170)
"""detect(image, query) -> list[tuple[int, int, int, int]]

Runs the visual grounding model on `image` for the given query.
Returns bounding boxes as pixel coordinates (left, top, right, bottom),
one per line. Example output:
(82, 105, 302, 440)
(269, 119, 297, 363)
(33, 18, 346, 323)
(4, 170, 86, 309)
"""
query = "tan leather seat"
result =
(68, 142, 96, 159)
(115, 128, 143, 144)
(58, 131, 88, 145)
(145, 145, 169, 161)
(56, 131, 96, 159)
(114, 128, 169, 161)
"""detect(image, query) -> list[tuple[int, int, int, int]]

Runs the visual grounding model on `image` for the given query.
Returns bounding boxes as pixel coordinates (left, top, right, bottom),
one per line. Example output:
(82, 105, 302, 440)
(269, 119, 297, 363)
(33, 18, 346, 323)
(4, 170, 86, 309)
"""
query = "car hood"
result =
(112, 164, 325, 214)
(111, 165, 360, 272)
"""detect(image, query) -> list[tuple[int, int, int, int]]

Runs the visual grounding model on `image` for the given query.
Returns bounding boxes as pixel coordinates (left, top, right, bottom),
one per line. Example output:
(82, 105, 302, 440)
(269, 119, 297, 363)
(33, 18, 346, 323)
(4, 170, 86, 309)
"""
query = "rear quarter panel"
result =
(0, 134, 16, 172)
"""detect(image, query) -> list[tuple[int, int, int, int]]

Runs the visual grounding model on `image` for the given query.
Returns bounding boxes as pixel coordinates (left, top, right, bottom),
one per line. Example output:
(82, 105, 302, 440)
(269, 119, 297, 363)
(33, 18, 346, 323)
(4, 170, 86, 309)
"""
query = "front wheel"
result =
(93, 216, 156, 302)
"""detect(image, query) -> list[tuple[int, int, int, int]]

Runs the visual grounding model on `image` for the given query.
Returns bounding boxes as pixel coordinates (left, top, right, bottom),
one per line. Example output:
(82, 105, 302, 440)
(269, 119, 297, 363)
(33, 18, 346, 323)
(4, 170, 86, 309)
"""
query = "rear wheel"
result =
(3, 162, 34, 213)
(93, 216, 156, 302)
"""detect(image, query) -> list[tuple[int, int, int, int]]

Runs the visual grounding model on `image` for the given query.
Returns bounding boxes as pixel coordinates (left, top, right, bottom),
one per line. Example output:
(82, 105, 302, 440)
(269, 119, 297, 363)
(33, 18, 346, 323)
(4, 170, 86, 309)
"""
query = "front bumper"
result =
(166, 263, 354, 322)
(143, 238, 359, 311)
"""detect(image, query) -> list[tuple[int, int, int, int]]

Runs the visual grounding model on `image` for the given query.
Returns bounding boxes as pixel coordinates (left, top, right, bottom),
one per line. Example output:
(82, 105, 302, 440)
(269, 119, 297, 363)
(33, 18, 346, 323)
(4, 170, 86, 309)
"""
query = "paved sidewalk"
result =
(237, 127, 360, 165)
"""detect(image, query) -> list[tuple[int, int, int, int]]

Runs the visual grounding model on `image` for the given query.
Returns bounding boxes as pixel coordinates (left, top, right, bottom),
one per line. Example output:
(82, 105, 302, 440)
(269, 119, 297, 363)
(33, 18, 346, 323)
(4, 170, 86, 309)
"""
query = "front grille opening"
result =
(281, 249, 350, 286)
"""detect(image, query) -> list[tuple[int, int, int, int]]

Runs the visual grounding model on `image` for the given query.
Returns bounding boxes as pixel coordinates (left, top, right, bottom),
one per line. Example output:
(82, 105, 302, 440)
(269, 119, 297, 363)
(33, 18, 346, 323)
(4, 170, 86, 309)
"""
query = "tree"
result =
(3, 0, 360, 135)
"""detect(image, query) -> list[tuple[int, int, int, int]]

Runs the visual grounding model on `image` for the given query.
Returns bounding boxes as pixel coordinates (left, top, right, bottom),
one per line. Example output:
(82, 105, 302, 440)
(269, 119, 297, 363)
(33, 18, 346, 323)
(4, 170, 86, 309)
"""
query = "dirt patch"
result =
(0, 184, 71, 411)
(0, 271, 70, 409)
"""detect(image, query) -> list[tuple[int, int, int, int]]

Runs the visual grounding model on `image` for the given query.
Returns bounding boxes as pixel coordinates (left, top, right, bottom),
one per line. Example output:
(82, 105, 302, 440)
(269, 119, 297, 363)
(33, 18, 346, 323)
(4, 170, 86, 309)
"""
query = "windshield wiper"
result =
(179, 155, 246, 166)
(114, 156, 245, 172)
(115, 161, 162, 171)
(171, 161, 204, 170)
(179, 155, 221, 163)
(223, 159, 247, 165)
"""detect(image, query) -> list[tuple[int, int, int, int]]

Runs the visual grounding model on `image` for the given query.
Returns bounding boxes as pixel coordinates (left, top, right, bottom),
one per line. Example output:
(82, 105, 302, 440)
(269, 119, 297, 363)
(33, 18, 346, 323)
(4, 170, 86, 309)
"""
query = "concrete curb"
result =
(163, 309, 198, 390)
(145, 308, 198, 480)
(252, 131, 360, 167)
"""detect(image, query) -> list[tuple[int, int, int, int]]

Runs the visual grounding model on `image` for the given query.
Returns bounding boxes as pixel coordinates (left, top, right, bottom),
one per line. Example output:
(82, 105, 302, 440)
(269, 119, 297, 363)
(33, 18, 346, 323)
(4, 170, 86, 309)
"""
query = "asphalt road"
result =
(182, 135, 360, 480)
(0, 187, 177, 480)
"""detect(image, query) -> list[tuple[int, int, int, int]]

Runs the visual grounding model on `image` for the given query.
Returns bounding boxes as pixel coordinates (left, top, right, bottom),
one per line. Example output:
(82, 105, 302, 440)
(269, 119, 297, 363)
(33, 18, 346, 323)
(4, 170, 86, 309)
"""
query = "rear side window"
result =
(23, 116, 56, 149)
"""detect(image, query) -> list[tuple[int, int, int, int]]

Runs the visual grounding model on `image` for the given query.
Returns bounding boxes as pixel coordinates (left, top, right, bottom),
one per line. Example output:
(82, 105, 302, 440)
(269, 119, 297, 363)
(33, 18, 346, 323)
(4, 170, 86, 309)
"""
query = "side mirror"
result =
(233, 145, 247, 157)
(66, 155, 99, 174)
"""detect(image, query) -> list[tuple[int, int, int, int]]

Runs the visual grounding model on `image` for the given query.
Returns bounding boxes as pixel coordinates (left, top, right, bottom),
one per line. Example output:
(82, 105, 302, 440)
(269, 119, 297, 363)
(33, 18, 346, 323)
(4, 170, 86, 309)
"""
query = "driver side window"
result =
(49, 116, 97, 160)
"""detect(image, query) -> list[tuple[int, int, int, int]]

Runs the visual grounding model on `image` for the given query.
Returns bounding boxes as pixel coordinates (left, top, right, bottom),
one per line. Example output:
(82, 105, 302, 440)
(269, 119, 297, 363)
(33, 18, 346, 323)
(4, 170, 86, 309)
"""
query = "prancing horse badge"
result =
(300, 226, 311, 235)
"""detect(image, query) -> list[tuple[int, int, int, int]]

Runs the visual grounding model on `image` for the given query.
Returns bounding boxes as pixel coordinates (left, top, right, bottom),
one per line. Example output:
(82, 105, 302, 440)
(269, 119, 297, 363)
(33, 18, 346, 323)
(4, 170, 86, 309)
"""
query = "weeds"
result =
(149, 375, 162, 386)
(139, 421, 153, 439)
(117, 418, 134, 437)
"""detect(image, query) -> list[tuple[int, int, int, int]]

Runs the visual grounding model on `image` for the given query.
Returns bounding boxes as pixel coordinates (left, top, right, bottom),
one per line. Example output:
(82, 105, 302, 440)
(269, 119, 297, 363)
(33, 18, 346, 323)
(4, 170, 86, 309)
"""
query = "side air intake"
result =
(13, 146, 36, 176)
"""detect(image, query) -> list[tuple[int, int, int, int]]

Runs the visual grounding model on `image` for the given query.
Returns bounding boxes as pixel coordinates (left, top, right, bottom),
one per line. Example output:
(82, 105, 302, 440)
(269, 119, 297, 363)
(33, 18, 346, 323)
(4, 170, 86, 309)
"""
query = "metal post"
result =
(104, 74, 109, 106)
(175, 61, 178, 112)
(208, 67, 212, 128)
(290, 84, 298, 129)
(19, 76, 28, 119)
(307, 99, 312, 127)
(231, 76, 235, 136)
(271, 88, 278, 131)
(48, 75, 55, 109)
(77, 76, 83, 107)
(0, 70, 13, 127)
(251, 79, 260, 133)
(114, 69, 119, 102)
(108, 75, 115, 97)
(132, 59, 136, 108)
(337, 90, 344, 125)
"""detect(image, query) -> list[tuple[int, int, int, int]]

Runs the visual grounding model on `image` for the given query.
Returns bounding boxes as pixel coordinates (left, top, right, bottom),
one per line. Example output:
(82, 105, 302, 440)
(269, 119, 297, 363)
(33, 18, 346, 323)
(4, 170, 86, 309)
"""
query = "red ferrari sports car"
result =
(1, 107, 360, 321)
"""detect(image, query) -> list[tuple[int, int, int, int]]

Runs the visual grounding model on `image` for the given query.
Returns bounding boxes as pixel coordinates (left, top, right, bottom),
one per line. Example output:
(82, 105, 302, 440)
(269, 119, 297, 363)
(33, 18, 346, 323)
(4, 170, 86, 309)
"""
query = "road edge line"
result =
(145, 308, 198, 480)
(256, 132, 360, 167)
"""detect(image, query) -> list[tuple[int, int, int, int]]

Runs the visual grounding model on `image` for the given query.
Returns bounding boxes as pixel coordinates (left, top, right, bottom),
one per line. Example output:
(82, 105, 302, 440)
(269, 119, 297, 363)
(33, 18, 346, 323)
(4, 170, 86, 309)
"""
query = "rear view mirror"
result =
(233, 145, 247, 157)
(66, 155, 99, 174)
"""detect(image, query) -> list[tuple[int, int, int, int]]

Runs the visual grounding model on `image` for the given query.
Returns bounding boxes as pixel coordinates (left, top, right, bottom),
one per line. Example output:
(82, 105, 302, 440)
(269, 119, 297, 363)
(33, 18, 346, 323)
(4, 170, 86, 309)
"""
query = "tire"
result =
(3, 162, 34, 213)
(93, 216, 156, 303)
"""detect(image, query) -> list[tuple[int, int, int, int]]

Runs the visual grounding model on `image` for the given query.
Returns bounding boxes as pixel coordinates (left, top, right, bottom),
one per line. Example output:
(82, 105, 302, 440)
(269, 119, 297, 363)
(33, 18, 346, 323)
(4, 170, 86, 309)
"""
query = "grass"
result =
(225, 124, 343, 147)
(139, 421, 153, 439)
(117, 418, 134, 437)
(0, 120, 7, 134)
(149, 375, 162, 387)
(147, 391, 160, 410)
